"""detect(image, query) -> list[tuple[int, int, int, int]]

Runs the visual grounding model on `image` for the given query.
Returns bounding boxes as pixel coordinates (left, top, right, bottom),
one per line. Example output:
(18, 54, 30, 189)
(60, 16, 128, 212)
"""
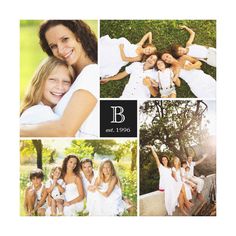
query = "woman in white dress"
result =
(88, 158, 126, 216)
(146, 146, 192, 216)
(161, 52, 216, 99)
(20, 20, 99, 138)
(100, 32, 157, 78)
(20, 57, 74, 125)
(61, 154, 84, 216)
(171, 25, 216, 67)
(171, 157, 193, 215)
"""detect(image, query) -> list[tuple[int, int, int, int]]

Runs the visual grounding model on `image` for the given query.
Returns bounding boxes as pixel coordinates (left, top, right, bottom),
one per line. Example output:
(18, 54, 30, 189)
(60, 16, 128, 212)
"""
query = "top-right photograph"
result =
(100, 20, 216, 99)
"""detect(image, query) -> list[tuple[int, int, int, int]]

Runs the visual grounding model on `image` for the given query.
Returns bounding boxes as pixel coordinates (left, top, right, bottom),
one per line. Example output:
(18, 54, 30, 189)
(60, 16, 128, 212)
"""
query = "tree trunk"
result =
(131, 146, 137, 171)
(32, 140, 43, 169)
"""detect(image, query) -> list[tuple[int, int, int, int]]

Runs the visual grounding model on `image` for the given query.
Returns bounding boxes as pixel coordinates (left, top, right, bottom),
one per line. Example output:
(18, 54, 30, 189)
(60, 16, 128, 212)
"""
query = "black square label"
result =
(100, 100, 137, 137)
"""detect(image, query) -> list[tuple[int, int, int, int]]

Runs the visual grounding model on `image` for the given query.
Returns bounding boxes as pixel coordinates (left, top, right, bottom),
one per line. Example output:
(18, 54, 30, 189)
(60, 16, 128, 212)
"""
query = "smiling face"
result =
(145, 54, 158, 68)
(31, 177, 43, 189)
(161, 53, 174, 64)
(45, 24, 83, 66)
(162, 156, 169, 167)
(82, 161, 93, 177)
(187, 156, 193, 163)
(67, 157, 78, 171)
(144, 45, 156, 56)
(177, 46, 187, 56)
(156, 60, 166, 71)
(52, 168, 62, 179)
(41, 65, 72, 107)
(102, 162, 112, 177)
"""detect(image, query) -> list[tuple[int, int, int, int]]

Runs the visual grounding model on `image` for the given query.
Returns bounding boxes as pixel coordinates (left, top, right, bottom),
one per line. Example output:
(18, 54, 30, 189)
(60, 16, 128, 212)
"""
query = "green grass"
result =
(100, 20, 216, 98)
(20, 20, 98, 101)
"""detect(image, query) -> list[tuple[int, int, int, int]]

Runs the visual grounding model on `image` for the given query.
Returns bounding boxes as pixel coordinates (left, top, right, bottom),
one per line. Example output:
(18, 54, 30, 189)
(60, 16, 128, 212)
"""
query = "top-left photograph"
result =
(20, 20, 99, 138)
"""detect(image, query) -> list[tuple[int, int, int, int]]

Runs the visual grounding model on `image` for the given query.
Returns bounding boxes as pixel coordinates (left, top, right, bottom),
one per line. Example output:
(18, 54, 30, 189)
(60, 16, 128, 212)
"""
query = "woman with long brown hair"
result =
(20, 20, 99, 138)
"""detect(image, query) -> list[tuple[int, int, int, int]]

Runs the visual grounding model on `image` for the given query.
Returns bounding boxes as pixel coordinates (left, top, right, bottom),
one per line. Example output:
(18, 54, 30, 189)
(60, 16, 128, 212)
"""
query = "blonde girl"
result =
(88, 158, 126, 216)
(45, 166, 65, 216)
(20, 57, 74, 124)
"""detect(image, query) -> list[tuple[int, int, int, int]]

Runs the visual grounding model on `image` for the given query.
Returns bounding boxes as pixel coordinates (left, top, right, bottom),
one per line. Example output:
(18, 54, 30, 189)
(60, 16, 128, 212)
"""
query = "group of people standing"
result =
(100, 25, 216, 99)
(24, 155, 129, 216)
(146, 145, 208, 216)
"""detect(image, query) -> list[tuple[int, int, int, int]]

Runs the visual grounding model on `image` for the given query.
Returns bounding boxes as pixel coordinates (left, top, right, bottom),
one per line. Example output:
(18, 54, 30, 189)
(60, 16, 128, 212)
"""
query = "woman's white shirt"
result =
(54, 64, 99, 138)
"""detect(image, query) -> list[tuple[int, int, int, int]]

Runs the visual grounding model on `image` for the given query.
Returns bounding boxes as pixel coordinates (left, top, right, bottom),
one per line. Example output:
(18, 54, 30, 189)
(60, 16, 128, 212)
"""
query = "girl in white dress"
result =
(146, 146, 192, 216)
(100, 32, 157, 78)
(88, 158, 126, 216)
(161, 52, 216, 99)
(61, 154, 84, 216)
(20, 20, 99, 138)
(171, 25, 216, 67)
(20, 57, 74, 124)
(45, 166, 65, 216)
(151, 59, 181, 98)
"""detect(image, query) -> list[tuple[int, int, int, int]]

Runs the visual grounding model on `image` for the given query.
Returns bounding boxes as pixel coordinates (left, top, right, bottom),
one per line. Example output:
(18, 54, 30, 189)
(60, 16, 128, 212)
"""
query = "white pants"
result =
(190, 176, 204, 193)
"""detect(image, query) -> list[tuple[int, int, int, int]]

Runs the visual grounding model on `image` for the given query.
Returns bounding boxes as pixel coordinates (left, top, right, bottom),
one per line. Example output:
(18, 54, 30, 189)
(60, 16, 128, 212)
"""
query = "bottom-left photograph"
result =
(20, 139, 137, 216)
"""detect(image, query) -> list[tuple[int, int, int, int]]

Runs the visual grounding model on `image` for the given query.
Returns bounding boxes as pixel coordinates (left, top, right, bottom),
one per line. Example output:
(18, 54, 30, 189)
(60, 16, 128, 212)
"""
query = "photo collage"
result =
(20, 20, 216, 217)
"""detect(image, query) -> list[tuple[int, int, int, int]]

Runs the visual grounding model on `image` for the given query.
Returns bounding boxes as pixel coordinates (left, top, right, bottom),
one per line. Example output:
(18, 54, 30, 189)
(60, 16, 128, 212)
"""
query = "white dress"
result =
(45, 178, 65, 200)
(20, 103, 59, 124)
(89, 182, 126, 216)
(158, 165, 178, 216)
(63, 183, 84, 216)
(100, 35, 139, 78)
(120, 62, 157, 99)
(187, 44, 216, 67)
(54, 64, 99, 138)
(179, 61, 216, 99)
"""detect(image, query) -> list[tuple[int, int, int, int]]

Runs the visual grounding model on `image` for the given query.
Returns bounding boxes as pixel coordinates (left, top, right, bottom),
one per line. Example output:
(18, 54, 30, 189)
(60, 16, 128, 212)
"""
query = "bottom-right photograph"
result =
(139, 100, 216, 216)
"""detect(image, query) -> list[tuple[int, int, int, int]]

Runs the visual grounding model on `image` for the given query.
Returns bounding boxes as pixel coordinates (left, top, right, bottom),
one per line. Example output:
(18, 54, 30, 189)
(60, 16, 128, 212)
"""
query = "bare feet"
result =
(184, 201, 194, 210)
(180, 207, 189, 216)
(197, 193, 204, 201)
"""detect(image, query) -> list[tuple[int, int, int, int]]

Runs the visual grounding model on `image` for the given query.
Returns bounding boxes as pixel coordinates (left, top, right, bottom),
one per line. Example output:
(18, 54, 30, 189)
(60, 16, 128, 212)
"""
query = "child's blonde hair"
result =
(49, 166, 62, 179)
(98, 158, 121, 187)
(20, 57, 74, 115)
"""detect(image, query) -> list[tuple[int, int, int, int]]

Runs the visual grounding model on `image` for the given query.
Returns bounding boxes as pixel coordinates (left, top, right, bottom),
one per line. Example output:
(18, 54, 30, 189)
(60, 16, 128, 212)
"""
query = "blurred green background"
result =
(20, 20, 98, 102)
(100, 20, 216, 98)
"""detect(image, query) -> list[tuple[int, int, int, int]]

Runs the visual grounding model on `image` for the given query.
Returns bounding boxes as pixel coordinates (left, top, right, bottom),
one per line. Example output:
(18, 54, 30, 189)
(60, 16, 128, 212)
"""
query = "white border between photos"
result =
(1, 0, 236, 235)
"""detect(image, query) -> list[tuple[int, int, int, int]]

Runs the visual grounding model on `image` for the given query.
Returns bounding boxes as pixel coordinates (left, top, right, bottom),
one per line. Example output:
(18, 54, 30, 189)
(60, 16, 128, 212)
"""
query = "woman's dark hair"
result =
(171, 44, 182, 58)
(61, 154, 81, 179)
(80, 158, 93, 168)
(39, 20, 97, 63)
(161, 155, 171, 167)
(30, 168, 44, 180)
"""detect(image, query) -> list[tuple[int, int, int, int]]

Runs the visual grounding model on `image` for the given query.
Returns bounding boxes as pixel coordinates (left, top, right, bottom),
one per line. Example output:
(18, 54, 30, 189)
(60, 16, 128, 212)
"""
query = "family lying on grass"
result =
(146, 145, 208, 216)
(100, 25, 216, 99)
(24, 155, 132, 216)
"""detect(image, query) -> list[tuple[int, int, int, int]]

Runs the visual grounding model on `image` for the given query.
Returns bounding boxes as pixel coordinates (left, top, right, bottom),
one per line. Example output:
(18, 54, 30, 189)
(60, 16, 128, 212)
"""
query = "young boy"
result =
(24, 168, 48, 216)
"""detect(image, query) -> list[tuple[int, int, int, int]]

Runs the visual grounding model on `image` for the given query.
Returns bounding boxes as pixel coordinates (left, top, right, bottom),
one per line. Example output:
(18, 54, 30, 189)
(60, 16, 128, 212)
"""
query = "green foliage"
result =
(64, 140, 94, 159)
(139, 100, 211, 195)
(85, 140, 117, 155)
(100, 20, 216, 98)
(20, 140, 56, 165)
